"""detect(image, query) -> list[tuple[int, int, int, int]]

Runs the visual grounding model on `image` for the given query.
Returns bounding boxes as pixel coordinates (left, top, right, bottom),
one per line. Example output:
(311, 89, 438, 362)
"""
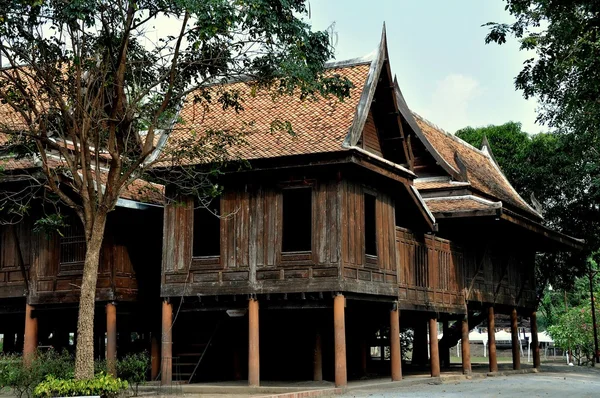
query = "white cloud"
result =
(420, 74, 481, 133)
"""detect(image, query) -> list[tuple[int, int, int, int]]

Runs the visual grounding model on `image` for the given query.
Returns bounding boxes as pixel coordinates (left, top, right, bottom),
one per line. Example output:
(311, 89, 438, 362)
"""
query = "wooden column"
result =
(461, 316, 471, 375)
(161, 300, 173, 385)
(313, 331, 323, 381)
(429, 317, 440, 377)
(106, 303, 117, 376)
(23, 304, 38, 366)
(531, 311, 540, 369)
(333, 293, 347, 388)
(389, 306, 402, 381)
(413, 321, 428, 367)
(510, 308, 521, 370)
(441, 319, 450, 368)
(360, 337, 368, 376)
(248, 297, 260, 387)
(3, 330, 15, 353)
(151, 333, 160, 380)
(487, 307, 498, 372)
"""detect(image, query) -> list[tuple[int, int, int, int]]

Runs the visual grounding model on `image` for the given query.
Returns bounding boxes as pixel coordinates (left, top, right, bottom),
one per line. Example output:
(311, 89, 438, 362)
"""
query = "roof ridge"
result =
(324, 50, 377, 69)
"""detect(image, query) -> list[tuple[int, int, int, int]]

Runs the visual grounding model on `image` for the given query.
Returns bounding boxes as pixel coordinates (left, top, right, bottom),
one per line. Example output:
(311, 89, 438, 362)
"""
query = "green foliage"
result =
(116, 352, 149, 396)
(483, 0, 600, 283)
(401, 330, 414, 362)
(33, 214, 68, 237)
(0, 350, 74, 398)
(33, 373, 128, 398)
(547, 301, 600, 366)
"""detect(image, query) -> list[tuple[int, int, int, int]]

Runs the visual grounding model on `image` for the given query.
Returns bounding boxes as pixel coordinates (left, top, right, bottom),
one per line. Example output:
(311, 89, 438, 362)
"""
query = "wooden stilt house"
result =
(156, 28, 582, 386)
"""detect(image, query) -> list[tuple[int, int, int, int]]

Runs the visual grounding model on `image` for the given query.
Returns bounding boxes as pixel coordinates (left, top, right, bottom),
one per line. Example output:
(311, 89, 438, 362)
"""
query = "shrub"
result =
(117, 352, 149, 396)
(33, 373, 128, 398)
(0, 350, 74, 398)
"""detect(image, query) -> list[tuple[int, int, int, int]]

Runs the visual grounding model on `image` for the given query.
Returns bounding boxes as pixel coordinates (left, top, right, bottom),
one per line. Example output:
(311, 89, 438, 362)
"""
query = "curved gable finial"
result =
(342, 23, 388, 148)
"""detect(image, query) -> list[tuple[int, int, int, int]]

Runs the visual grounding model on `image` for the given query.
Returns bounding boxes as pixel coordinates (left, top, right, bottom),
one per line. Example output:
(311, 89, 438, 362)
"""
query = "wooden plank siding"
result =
(0, 208, 152, 304)
(361, 111, 383, 157)
(162, 179, 344, 296)
(340, 180, 397, 285)
(395, 226, 536, 311)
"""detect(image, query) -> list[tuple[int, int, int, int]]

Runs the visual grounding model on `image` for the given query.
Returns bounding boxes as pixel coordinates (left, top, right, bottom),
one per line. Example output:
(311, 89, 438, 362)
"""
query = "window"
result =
(282, 187, 312, 252)
(60, 218, 86, 265)
(192, 198, 221, 257)
(365, 194, 377, 256)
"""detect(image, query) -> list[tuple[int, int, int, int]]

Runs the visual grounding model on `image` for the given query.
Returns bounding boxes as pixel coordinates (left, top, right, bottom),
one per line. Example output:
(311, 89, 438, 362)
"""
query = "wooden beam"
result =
(531, 311, 540, 369)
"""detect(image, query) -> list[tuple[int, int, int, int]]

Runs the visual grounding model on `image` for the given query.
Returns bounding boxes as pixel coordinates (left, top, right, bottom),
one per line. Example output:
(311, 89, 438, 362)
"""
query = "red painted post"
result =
(334, 294, 347, 387)
(390, 306, 402, 381)
(248, 297, 260, 387)
(161, 300, 173, 385)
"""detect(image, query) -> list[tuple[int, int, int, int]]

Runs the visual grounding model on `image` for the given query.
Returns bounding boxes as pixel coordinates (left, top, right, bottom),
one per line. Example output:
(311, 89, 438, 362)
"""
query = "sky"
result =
(307, 0, 541, 135)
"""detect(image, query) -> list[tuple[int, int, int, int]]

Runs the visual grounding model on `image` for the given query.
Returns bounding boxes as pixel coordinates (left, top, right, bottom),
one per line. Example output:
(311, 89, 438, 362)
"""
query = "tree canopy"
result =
(0, 0, 351, 379)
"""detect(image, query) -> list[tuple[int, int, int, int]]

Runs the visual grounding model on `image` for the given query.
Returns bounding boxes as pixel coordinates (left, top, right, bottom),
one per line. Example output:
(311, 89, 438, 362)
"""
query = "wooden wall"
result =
(361, 110, 383, 157)
(0, 208, 156, 305)
(395, 227, 464, 312)
(340, 180, 397, 286)
(162, 178, 344, 296)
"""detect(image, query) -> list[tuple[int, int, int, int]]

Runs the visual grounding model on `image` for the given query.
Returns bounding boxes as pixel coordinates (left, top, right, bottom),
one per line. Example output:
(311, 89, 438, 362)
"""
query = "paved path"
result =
(340, 365, 600, 398)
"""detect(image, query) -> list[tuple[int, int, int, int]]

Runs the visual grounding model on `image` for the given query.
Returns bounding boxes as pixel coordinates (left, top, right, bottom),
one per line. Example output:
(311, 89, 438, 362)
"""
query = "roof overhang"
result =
(500, 209, 584, 251)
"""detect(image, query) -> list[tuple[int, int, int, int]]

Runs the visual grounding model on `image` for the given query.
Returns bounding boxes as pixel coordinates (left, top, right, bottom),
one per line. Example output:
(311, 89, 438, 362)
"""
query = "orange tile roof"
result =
(0, 155, 164, 205)
(413, 115, 542, 220)
(424, 196, 502, 214)
(163, 63, 372, 164)
(414, 178, 470, 190)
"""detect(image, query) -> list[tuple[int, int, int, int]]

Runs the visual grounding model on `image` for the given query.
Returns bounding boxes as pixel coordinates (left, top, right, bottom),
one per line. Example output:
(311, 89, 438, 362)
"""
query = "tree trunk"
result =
(74, 212, 108, 380)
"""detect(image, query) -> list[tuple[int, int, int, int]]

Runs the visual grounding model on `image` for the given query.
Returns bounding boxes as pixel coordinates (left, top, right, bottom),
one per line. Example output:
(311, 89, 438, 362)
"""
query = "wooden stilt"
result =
(161, 300, 173, 385)
(531, 311, 540, 369)
(151, 333, 160, 380)
(441, 319, 450, 368)
(3, 330, 15, 353)
(461, 316, 471, 375)
(248, 297, 260, 387)
(429, 317, 440, 377)
(360, 336, 368, 376)
(488, 307, 498, 372)
(413, 321, 428, 367)
(510, 308, 521, 370)
(106, 303, 117, 376)
(23, 304, 37, 366)
(333, 293, 347, 388)
(313, 331, 323, 381)
(390, 306, 402, 381)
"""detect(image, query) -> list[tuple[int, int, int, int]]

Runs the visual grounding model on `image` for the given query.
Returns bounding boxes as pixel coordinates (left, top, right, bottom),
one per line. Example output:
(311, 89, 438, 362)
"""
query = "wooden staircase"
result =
(172, 314, 223, 383)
